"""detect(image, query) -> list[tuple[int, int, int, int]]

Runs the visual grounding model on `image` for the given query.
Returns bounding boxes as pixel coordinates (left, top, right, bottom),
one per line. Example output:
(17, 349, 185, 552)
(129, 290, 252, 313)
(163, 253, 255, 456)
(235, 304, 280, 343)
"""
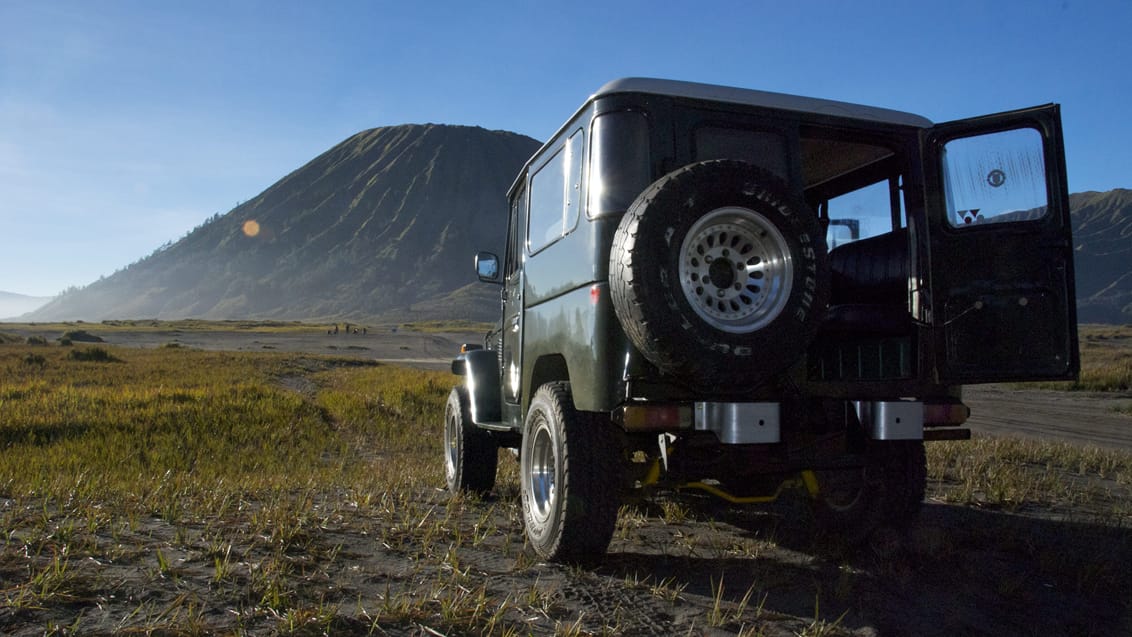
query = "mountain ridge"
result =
(1071, 188, 1132, 323)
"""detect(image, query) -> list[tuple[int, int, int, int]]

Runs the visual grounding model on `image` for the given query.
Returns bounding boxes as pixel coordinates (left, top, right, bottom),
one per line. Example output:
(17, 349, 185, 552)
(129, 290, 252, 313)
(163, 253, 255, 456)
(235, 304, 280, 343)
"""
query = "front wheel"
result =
(444, 386, 498, 496)
(521, 382, 621, 563)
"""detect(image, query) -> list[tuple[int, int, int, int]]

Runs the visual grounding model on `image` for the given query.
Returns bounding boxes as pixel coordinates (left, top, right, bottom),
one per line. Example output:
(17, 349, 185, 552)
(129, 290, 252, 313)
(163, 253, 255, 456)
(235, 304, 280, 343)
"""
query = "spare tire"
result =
(609, 160, 829, 387)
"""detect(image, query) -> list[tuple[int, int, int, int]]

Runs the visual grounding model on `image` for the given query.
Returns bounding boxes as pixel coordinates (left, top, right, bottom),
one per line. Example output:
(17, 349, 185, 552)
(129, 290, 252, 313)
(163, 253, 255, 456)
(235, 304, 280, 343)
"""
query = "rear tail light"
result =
(618, 404, 693, 432)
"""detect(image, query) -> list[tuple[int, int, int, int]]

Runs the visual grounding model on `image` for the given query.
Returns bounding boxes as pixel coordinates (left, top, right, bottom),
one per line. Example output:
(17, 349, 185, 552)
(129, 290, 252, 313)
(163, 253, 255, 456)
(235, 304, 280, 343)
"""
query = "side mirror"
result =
(475, 252, 501, 283)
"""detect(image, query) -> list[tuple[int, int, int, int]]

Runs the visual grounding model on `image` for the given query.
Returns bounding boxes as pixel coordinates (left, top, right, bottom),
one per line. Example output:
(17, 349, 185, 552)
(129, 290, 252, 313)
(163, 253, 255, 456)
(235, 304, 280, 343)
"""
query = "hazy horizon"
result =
(0, 290, 53, 320)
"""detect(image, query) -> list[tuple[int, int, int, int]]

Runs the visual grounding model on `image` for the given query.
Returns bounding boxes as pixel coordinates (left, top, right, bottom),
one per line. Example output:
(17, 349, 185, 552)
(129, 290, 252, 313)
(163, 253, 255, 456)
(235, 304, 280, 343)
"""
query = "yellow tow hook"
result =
(641, 458, 663, 487)
(679, 470, 823, 505)
(800, 469, 820, 499)
(641, 454, 822, 504)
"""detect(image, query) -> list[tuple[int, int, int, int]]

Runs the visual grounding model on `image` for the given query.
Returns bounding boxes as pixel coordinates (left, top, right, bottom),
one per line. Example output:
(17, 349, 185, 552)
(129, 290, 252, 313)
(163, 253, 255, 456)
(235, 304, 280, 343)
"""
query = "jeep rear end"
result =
(447, 78, 1078, 562)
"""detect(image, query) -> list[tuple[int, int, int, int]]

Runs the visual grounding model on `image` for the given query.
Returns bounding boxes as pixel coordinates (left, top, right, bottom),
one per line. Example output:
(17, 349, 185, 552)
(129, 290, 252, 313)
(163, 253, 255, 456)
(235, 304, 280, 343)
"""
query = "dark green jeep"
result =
(446, 78, 1078, 562)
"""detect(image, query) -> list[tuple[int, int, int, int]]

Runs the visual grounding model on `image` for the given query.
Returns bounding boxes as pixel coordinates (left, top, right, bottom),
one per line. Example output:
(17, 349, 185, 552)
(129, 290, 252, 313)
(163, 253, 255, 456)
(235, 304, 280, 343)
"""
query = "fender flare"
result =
(452, 349, 502, 424)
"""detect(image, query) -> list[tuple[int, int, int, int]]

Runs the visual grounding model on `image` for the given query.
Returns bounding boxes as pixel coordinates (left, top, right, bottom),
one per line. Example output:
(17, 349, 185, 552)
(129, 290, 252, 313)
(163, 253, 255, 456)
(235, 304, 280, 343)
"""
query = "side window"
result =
(943, 127, 1047, 227)
(505, 182, 526, 278)
(528, 129, 583, 252)
(695, 127, 788, 181)
(826, 179, 903, 249)
(799, 133, 903, 250)
(528, 148, 566, 250)
(564, 130, 583, 233)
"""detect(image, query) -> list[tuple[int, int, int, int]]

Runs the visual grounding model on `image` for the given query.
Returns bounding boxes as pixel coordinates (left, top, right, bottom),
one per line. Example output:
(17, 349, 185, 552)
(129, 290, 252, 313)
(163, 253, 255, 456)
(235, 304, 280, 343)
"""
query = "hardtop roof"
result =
(593, 78, 933, 128)
(508, 78, 934, 198)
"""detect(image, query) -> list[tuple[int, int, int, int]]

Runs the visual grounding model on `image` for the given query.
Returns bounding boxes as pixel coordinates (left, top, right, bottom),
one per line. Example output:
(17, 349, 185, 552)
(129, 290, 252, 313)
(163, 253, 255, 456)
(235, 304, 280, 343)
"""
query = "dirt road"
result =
(965, 385, 1132, 450)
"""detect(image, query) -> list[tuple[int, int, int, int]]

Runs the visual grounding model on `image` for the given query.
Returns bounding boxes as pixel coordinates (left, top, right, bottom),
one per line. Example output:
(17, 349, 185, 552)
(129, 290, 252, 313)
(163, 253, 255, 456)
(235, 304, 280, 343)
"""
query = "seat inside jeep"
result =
(800, 132, 916, 381)
(825, 228, 909, 334)
(810, 228, 913, 381)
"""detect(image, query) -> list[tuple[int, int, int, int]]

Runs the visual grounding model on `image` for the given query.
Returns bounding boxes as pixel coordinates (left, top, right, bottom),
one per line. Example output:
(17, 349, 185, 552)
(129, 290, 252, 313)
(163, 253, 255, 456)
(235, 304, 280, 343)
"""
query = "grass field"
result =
(1, 333, 1130, 634)
(1021, 324, 1132, 394)
(0, 343, 464, 633)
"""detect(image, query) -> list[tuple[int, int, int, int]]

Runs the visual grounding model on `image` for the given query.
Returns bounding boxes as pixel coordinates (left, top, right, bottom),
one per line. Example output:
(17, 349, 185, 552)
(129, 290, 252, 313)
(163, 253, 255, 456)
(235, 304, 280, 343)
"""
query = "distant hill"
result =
(1071, 189, 1132, 324)
(0, 291, 53, 320)
(27, 125, 540, 323)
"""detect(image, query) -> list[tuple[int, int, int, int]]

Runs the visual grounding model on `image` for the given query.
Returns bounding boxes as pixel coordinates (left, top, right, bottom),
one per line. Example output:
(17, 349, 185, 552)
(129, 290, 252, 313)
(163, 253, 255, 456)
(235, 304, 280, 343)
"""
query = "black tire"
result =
(811, 441, 926, 544)
(609, 160, 829, 387)
(520, 382, 621, 563)
(444, 386, 498, 496)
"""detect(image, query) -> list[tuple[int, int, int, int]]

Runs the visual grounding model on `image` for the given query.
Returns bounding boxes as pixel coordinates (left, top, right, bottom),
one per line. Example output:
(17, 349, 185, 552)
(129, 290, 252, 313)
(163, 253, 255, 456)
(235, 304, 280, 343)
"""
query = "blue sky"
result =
(1, 0, 1128, 298)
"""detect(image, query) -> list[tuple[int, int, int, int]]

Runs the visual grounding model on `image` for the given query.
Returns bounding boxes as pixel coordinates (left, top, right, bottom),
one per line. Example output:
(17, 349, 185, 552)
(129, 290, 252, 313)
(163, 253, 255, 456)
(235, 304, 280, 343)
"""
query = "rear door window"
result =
(942, 127, 1048, 227)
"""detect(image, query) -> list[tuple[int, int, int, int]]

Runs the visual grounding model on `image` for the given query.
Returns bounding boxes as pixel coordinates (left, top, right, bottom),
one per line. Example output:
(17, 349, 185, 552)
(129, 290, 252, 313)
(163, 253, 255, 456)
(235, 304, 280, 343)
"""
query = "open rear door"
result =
(922, 105, 1079, 384)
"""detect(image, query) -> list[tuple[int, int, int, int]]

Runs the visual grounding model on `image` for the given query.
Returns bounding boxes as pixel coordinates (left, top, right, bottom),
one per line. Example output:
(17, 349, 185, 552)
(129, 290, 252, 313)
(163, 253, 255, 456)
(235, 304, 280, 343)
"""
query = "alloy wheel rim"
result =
(527, 419, 556, 524)
(444, 406, 459, 484)
(678, 206, 794, 333)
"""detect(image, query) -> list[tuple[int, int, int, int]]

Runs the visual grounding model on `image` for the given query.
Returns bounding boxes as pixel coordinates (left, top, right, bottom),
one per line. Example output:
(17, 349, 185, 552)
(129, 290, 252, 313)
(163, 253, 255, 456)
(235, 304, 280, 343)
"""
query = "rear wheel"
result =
(444, 386, 498, 496)
(521, 382, 621, 563)
(811, 441, 926, 543)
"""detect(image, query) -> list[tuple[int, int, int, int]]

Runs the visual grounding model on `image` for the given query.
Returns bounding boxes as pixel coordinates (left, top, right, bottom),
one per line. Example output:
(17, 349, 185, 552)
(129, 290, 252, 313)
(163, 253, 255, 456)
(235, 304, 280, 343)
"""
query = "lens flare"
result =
(242, 220, 261, 237)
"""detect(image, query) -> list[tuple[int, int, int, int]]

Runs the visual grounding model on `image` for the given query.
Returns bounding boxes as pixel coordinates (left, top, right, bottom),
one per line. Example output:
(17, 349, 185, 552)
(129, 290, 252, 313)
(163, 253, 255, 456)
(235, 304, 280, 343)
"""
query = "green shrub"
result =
(67, 347, 121, 363)
(25, 336, 48, 346)
(60, 330, 104, 343)
(22, 353, 46, 367)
